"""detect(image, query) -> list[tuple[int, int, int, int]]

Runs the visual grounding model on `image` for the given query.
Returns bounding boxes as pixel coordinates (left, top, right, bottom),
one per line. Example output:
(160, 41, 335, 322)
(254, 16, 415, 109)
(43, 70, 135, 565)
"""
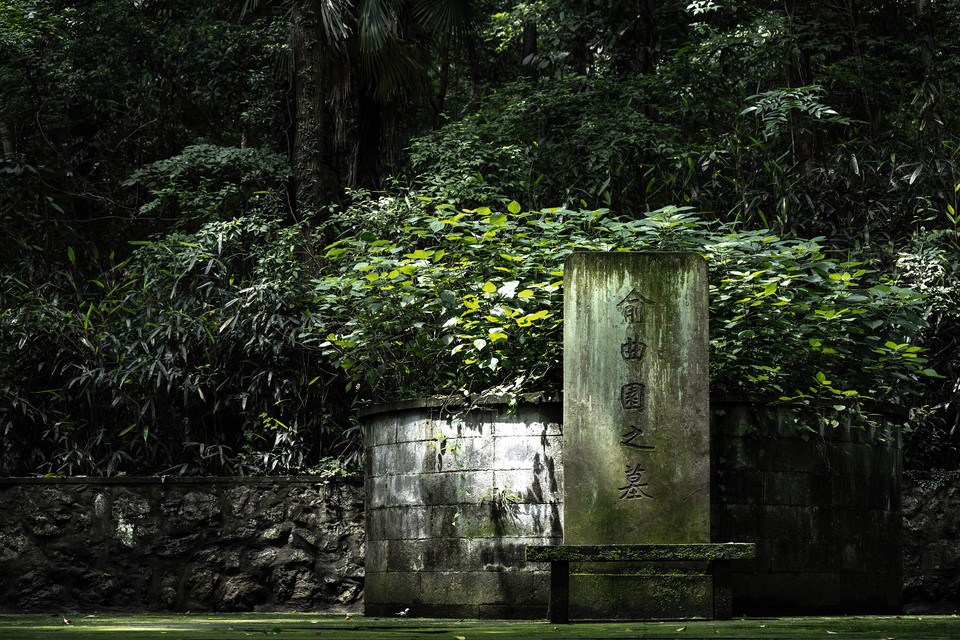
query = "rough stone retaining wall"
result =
(0, 470, 957, 614)
(903, 470, 960, 612)
(0, 476, 364, 613)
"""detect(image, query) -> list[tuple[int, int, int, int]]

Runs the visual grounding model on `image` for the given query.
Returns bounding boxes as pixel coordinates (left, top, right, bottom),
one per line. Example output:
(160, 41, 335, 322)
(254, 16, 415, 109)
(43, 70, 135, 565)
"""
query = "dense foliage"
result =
(2, 0, 959, 474)
(310, 202, 934, 410)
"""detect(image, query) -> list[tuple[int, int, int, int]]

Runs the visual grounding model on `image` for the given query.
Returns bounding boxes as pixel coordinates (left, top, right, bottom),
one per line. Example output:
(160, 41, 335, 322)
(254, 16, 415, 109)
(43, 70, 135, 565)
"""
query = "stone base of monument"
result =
(525, 543, 757, 622)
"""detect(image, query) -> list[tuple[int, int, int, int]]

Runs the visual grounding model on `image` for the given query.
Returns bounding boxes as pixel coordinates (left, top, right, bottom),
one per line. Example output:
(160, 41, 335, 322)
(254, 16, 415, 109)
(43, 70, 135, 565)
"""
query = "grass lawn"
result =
(0, 613, 958, 639)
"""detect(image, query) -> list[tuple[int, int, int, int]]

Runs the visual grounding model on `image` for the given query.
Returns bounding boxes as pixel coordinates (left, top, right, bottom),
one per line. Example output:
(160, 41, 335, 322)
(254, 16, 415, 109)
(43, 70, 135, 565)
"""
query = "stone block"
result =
(422, 537, 471, 570)
(430, 436, 495, 473)
(762, 471, 816, 506)
(494, 404, 562, 437)
(384, 539, 426, 572)
(493, 435, 561, 472)
(715, 435, 762, 470)
(759, 504, 818, 539)
(400, 412, 493, 444)
(368, 474, 419, 509)
(715, 470, 763, 505)
(367, 505, 429, 541)
(368, 441, 433, 477)
(419, 469, 493, 506)
(419, 571, 504, 606)
(492, 467, 562, 506)
(366, 414, 399, 447)
(467, 537, 528, 570)
(570, 570, 712, 619)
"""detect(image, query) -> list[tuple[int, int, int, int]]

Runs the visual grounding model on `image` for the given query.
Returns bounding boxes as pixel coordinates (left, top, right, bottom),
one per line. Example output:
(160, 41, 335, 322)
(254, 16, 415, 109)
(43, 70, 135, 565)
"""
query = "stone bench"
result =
(524, 542, 757, 623)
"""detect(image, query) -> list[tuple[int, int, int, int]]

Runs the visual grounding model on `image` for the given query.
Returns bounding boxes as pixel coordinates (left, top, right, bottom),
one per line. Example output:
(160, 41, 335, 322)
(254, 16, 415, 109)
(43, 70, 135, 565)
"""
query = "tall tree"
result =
(248, 0, 485, 209)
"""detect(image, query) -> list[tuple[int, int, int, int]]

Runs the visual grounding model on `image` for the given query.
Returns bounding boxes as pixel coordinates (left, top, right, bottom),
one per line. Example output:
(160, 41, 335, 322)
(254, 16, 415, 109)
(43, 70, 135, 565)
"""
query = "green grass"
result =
(0, 613, 957, 639)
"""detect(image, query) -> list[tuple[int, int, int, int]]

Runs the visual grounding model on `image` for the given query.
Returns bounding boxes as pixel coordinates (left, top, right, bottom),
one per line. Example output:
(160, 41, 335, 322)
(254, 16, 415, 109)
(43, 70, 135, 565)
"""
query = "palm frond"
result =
(357, 0, 394, 54)
(409, 0, 487, 41)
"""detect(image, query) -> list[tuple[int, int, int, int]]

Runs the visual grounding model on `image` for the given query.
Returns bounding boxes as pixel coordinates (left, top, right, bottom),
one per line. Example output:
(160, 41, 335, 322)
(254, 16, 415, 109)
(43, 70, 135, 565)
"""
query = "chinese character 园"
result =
(620, 382, 646, 411)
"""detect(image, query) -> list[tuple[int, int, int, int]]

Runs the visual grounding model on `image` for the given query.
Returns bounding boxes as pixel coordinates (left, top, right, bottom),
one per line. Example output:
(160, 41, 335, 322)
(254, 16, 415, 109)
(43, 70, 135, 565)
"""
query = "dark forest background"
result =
(1, 0, 958, 476)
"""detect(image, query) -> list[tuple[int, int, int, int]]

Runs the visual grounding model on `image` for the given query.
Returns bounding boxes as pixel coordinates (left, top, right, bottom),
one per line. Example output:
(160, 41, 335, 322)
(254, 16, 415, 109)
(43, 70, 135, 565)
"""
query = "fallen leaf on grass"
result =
(676, 626, 686, 631)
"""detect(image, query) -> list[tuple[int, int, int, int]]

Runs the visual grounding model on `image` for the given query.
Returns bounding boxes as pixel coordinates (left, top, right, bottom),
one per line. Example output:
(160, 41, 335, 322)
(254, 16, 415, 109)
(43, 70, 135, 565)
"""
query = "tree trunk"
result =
(350, 81, 383, 191)
(0, 118, 12, 158)
(522, 20, 539, 78)
(431, 26, 452, 128)
(291, 0, 344, 213)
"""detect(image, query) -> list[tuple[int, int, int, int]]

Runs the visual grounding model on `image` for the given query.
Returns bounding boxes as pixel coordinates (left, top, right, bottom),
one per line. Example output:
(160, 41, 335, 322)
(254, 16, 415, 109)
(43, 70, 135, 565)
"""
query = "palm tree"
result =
(244, 0, 484, 209)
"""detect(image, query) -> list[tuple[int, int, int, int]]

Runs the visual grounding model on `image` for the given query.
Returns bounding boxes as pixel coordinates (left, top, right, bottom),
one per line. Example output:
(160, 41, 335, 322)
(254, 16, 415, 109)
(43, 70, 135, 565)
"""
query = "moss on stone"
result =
(525, 543, 756, 563)
(1, 613, 959, 639)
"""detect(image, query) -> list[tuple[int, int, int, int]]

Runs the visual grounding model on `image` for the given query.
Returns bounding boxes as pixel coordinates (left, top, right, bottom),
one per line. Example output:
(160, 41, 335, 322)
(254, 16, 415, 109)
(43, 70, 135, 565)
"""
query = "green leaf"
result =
(482, 281, 497, 293)
(507, 200, 522, 214)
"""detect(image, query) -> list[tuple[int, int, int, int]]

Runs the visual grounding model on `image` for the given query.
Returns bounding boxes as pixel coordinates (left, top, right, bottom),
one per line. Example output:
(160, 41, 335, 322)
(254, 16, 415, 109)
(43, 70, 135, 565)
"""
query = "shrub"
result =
(306, 198, 935, 424)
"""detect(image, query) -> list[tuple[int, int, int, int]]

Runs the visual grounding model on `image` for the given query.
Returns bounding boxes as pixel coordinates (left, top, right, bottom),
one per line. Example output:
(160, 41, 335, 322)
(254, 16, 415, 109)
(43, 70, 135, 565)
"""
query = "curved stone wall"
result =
(361, 394, 563, 618)
(711, 398, 903, 614)
(364, 395, 904, 618)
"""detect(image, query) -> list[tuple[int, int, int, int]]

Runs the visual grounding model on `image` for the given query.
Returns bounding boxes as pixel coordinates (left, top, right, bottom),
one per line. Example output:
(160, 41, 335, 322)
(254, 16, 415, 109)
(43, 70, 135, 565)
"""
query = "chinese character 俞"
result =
(620, 335, 648, 361)
(617, 289, 656, 325)
(620, 382, 646, 411)
(620, 425, 654, 450)
(618, 463, 653, 500)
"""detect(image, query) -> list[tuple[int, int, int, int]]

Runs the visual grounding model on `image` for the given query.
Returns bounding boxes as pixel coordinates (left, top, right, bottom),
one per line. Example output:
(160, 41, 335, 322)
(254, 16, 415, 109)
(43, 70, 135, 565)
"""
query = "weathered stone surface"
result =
(903, 470, 960, 612)
(711, 399, 903, 615)
(361, 395, 563, 618)
(0, 477, 364, 613)
(563, 252, 711, 619)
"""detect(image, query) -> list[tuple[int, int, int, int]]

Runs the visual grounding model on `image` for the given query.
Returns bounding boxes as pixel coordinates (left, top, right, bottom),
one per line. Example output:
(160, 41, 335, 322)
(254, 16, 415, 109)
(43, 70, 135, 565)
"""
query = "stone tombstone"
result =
(563, 252, 711, 618)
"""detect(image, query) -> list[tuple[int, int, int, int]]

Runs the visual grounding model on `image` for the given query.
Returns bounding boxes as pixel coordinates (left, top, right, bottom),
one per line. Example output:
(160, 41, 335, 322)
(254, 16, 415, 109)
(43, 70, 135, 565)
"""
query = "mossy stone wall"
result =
(361, 395, 563, 619)
(0, 477, 364, 613)
(711, 399, 903, 614)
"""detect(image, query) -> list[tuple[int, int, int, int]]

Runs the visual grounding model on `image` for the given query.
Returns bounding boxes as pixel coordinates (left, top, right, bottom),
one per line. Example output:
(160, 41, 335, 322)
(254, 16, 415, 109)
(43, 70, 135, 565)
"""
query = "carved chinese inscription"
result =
(620, 425, 655, 451)
(620, 335, 648, 361)
(618, 463, 653, 500)
(620, 383, 646, 411)
(618, 289, 656, 325)
(617, 287, 656, 500)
